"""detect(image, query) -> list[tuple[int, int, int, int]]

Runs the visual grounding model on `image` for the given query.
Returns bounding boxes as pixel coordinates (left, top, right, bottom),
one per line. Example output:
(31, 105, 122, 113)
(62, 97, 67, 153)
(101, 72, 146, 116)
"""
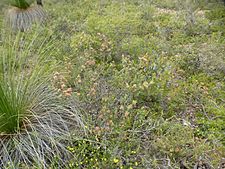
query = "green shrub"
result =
(50, 1, 225, 167)
(150, 121, 225, 168)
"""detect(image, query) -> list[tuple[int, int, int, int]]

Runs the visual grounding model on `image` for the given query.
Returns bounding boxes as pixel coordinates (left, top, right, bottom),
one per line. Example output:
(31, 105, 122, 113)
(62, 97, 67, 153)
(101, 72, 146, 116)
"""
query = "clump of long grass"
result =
(0, 29, 86, 168)
(2, 0, 46, 31)
(6, 5, 46, 31)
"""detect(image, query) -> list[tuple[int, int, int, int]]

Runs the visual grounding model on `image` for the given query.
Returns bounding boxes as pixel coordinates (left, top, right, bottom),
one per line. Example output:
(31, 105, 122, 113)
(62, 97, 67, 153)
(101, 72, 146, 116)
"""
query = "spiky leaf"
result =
(2, 0, 35, 9)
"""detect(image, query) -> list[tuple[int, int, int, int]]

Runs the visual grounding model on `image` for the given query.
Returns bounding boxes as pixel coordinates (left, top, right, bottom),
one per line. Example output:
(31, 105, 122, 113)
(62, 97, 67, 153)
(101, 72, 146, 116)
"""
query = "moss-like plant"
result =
(0, 29, 86, 168)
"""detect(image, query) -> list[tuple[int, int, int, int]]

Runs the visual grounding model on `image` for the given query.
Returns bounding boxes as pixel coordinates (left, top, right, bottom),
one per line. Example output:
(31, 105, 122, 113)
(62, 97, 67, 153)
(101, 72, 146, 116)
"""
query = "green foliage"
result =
(48, 0, 225, 167)
(206, 7, 225, 33)
(0, 0, 224, 168)
(0, 29, 86, 168)
(151, 121, 225, 168)
(0, 31, 53, 133)
(1, 0, 35, 8)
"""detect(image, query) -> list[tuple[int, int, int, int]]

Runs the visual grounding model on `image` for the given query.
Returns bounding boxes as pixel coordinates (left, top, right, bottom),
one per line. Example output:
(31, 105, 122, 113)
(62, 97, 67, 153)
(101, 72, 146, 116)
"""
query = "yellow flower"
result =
(143, 81, 149, 88)
(127, 104, 133, 110)
(132, 100, 137, 105)
(113, 158, 119, 163)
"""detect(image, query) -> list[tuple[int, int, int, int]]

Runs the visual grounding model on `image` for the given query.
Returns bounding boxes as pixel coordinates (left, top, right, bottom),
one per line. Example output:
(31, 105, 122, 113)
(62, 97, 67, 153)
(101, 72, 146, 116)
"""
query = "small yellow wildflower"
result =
(132, 100, 137, 105)
(113, 158, 119, 163)
(127, 104, 133, 110)
(143, 81, 149, 88)
(69, 163, 73, 167)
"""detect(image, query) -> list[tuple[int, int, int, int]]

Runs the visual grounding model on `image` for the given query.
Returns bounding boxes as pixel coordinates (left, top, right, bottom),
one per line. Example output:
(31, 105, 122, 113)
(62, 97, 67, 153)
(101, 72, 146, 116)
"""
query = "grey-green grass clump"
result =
(0, 30, 86, 168)
(1, 0, 46, 31)
(5, 5, 46, 31)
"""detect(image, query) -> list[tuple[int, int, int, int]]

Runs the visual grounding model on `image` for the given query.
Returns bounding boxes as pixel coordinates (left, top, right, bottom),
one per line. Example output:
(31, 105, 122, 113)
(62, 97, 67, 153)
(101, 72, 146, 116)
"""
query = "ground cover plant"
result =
(0, 0, 224, 168)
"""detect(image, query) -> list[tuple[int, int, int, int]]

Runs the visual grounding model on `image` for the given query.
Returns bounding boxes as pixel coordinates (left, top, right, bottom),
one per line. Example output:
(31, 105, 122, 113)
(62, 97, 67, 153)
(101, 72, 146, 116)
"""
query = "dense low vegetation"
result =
(0, 0, 224, 168)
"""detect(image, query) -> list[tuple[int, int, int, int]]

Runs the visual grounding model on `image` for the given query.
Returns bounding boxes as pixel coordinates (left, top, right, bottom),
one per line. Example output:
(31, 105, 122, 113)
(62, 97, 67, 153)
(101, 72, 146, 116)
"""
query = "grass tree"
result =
(1, 0, 46, 31)
(0, 29, 86, 168)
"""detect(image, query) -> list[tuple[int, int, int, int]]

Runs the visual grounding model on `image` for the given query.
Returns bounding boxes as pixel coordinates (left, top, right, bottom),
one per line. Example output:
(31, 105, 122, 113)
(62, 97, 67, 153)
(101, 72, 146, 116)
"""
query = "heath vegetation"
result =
(0, 0, 224, 168)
